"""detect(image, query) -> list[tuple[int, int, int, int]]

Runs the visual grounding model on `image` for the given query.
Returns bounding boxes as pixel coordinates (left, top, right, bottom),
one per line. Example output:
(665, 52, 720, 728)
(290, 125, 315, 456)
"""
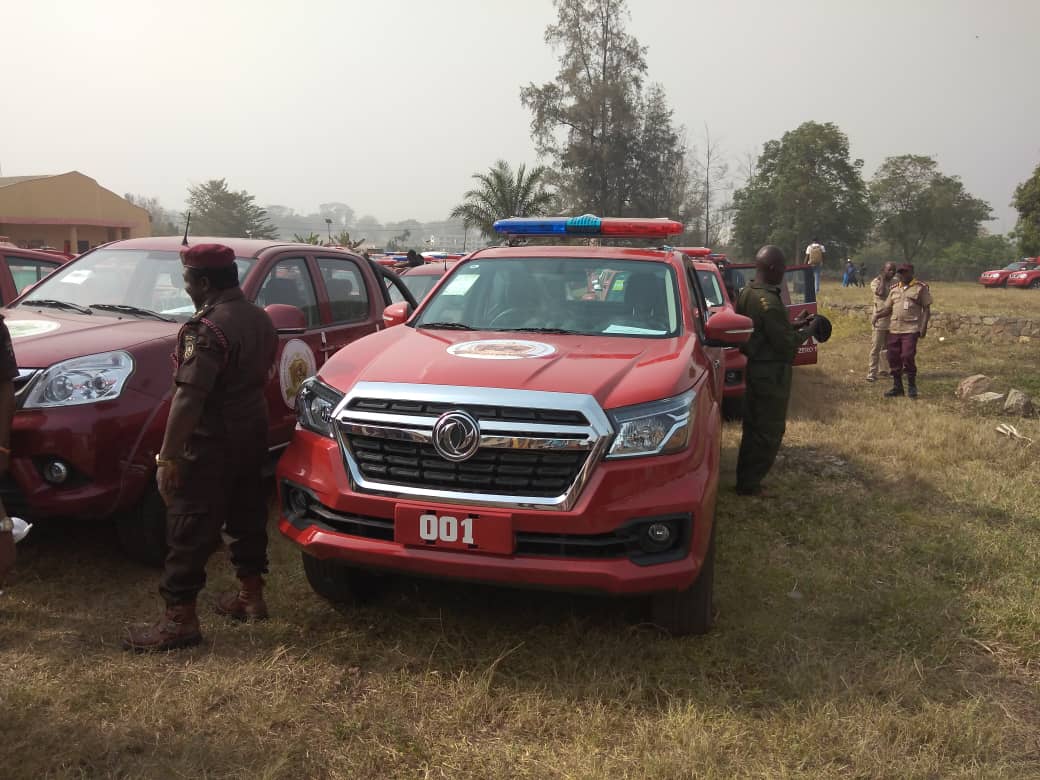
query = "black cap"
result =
(810, 314, 832, 343)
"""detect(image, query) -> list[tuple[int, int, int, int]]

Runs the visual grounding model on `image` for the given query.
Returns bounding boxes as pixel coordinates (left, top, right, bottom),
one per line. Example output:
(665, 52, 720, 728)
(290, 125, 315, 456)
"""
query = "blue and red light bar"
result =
(493, 215, 684, 238)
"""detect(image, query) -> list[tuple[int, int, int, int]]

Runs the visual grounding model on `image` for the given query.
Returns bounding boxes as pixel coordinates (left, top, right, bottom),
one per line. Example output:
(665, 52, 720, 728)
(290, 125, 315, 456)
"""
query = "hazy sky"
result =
(2, 0, 1037, 232)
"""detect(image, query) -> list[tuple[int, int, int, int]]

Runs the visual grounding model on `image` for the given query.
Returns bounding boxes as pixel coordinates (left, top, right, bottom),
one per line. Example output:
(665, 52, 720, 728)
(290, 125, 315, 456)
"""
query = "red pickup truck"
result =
(277, 216, 754, 635)
(2, 235, 414, 563)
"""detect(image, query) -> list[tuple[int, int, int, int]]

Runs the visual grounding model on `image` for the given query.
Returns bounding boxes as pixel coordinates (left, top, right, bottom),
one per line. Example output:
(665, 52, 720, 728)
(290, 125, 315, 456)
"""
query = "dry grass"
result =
(2, 307, 1039, 778)
(820, 279, 1040, 319)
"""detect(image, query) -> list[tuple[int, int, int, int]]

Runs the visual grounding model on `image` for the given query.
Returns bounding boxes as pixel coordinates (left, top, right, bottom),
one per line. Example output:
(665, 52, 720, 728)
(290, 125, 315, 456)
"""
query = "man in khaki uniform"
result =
(867, 262, 896, 382)
(872, 263, 931, 399)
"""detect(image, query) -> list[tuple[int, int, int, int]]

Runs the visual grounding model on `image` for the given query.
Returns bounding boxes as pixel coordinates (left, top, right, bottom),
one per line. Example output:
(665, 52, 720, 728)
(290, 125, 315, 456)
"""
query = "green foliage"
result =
(1010, 162, 1040, 256)
(449, 160, 556, 239)
(186, 178, 278, 239)
(870, 155, 991, 265)
(521, 0, 688, 217)
(930, 233, 1018, 280)
(124, 193, 179, 235)
(332, 230, 365, 249)
(732, 121, 872, 262)
(292, 232, 323, 245)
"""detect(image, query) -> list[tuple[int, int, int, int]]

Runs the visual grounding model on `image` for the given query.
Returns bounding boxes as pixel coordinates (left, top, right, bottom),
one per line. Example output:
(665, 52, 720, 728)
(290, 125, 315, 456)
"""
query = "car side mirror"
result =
(382, 302, 413, 327)
(265, 303, 307, 334)
(703, 309, 753, 347)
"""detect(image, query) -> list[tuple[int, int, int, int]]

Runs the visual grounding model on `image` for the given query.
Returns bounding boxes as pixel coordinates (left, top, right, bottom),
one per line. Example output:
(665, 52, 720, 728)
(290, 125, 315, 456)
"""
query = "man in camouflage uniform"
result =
(735, 245, 814, 497)
(124, 243, 278, 652)
(867, 262, 896, 382)
(873, 262, 932, 399)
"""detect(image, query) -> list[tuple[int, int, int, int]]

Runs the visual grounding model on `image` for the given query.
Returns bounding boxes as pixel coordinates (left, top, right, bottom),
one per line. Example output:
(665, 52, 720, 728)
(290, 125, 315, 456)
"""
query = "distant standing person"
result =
(867, 262, 896, 382)
(735, 245, 815, 497)
(805, 239, 825, 293)
(0, 314, 18, 587)
(842, 259, 856, 287)
(873, 263, 932, 399)
(857, 262, 868, 288)
(124, 243, 278, 652)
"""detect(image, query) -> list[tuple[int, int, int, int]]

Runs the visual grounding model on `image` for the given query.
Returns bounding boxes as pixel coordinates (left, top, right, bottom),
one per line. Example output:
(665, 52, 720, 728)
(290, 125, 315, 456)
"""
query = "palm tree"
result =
(450, 160, 556, 240)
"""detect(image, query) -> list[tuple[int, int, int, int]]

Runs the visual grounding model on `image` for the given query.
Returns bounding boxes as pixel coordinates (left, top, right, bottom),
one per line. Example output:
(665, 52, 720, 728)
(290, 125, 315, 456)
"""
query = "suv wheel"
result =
(1030, 279, 1040, 289)
(650, 524, 715, 636)
(115, 484, 167, 567)
(301, 552, 387, 604)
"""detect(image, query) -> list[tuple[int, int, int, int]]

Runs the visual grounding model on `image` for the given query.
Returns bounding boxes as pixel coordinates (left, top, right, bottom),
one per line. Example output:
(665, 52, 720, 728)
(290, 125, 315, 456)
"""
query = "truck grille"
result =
(334, 383, 614, 510)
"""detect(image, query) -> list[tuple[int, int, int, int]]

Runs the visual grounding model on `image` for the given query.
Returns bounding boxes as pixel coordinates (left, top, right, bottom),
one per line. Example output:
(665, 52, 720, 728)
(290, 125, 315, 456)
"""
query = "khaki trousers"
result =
(868, 327, 889, 379)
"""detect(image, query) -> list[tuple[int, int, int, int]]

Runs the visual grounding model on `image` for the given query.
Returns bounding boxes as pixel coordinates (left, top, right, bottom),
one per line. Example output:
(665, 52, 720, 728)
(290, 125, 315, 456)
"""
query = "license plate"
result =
(394, 506, 514, 555)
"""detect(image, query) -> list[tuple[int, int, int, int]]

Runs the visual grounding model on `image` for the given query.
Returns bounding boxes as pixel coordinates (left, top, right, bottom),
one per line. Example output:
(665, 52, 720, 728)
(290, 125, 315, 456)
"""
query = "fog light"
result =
(724, 370, 741, 385)
(287, 487, 310, 516)
(42, 459, 70, 485)
(647, 522, 672, 544)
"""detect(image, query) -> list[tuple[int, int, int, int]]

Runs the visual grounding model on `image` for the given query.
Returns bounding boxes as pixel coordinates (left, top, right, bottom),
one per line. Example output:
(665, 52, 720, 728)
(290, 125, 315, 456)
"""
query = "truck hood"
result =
(319, 326, 701, 410)
(4, 308, 177, 367)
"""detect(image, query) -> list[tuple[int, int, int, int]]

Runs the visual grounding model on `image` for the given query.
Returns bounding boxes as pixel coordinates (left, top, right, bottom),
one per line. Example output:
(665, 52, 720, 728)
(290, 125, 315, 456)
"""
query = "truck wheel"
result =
(650, 525, 715, 636)
(301, 552, 386, 605)
(115, 484, 168, 567)
(721, 397, 743, 421)
(1030, 279, 1040, 289)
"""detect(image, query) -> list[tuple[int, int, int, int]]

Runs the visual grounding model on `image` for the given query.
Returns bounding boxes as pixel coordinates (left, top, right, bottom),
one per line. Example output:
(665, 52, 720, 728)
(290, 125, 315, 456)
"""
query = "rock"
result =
(957, 374, 993, 399)
(1004, 389, 1034, 417)
(1020, 336, 1032, 344)
(971, 392, 1005, 408)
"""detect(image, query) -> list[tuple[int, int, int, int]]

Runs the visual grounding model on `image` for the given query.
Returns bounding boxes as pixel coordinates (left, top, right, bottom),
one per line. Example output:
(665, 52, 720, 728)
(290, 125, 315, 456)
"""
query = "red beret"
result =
(896, 263, 913, 273)
(181, 243, 235, 269)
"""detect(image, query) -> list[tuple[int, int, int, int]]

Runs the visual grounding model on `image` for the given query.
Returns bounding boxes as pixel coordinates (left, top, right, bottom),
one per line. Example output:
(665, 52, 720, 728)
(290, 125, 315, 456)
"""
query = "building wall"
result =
(0, 171, 150, 252)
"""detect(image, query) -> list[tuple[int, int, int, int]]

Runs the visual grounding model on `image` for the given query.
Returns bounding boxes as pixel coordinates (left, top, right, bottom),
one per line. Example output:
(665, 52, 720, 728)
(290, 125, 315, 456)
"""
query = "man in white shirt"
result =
(805, 240, 825, 293)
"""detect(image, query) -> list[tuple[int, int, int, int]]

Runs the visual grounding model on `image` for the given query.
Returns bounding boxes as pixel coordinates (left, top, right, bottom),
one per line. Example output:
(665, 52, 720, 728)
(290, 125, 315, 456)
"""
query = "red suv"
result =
(277, 216, 754, 635)
(1006, 260, 1040, 289)
(0, 242, 72, 303)
(980, 259, 1038, 288)
(3, 236, 415, 563)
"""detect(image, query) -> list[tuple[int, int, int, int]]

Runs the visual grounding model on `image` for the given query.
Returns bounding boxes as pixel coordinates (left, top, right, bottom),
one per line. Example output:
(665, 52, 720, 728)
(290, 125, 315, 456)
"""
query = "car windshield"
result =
(14, 249, 256, 321)
(413, 257, 681, 337)
(1005, 262, 1032, 270)
(390, 272, 442, 304)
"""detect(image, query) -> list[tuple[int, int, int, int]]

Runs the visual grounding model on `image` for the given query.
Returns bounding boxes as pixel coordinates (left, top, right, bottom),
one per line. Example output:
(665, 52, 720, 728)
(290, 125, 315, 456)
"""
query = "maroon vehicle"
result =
(390, 259, 459, 304)
(0, 241, 72, 303)
(2, 235, 415, 563)
(979, 259, 1038, 288)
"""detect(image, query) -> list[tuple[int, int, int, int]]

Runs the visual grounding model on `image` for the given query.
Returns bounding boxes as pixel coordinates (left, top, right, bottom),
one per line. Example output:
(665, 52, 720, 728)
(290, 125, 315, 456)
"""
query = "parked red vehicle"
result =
(979, 259, 1038, 287)
(277, 216, 756, 635)
(390, 259, 459, 304)
(1005, 261, 1040, 289)
(0, 242, 72, 303)
(2, 235, 415, 563)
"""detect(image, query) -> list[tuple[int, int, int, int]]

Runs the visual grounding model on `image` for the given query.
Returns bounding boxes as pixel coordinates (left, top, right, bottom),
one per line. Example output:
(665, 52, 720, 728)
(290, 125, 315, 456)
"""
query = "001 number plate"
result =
(394, 506, 514, 555)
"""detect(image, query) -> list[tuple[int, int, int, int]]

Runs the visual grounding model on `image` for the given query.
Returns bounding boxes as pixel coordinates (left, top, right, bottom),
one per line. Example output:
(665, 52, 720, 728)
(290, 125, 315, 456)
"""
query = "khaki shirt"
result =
(870, 275, 893, 330)
(884, 280, 932, 335)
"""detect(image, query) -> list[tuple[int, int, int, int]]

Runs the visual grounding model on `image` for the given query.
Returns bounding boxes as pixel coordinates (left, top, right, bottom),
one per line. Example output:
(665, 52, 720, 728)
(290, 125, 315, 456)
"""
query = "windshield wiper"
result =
(89, 304, 174, 322)
(22, 299, 93, 315)
(417, 322, 475, 330)
(497, 327, 580, 335)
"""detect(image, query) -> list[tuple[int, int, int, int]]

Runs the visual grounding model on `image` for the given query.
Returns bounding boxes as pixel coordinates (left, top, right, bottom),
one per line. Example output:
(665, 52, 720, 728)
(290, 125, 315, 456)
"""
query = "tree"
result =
(292, 232, 323, 245)
(520, 0, 647, 214)
(332, 230, 365, 249)
(629, 84, 691, 220)
(125, 193, 180, 235)
(319, 202, 355, 229)
(1010, 162, 1040, 256)
(186, 179, 278, 239)
(869, 155, 991, 264)
(449, 160, 556, 239)
(732, 121, 872, 262)
(686, 126, 733, 248)
(932, 233, 1016, 281)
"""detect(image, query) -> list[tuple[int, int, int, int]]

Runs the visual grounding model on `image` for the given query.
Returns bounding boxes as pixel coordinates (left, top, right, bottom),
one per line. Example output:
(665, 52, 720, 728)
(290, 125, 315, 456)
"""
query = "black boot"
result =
(907, 377, 918, 399)
(884, 376, 904, 397)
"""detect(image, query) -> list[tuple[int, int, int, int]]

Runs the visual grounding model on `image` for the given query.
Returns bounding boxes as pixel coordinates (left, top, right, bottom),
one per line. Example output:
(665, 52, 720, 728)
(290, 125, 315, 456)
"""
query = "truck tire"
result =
(301, 552, 386, 605)
(650, 524, 715, 636)
(1030, 279, 1040, 289)
(115, 484, 168, 567)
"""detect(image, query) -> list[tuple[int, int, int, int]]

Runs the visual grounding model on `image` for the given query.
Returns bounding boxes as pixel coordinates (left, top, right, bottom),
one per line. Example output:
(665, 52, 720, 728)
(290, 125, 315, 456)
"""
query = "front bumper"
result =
(1006, 277, 1034, 288)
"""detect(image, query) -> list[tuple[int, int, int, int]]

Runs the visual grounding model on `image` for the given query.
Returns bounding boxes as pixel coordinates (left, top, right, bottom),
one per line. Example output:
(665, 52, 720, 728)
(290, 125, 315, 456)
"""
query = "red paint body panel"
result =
(980, 261, 1037, 287)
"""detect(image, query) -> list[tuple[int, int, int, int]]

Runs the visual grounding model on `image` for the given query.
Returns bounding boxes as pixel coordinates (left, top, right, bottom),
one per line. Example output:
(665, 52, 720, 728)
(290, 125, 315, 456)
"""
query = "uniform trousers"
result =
(160, 428, 269, 605)
(886, 332, 919, 381)
(868, 327, 890, 378)
(736, 361, 792, 493)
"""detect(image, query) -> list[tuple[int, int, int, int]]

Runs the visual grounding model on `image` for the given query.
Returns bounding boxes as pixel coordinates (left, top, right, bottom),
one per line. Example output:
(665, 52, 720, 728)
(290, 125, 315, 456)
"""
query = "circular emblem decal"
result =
(7, 320, 61, 340)
(447, 339, 556, 360)
(432, 410, 481, 462)
(278, 339, 317, 409)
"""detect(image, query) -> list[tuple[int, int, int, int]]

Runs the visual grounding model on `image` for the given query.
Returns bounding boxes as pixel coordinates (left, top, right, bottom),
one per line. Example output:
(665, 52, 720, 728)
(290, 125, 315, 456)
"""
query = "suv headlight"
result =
(296, 378, 344, 437)
(606, 389, 695, 458)
(23, 351, 134, 408)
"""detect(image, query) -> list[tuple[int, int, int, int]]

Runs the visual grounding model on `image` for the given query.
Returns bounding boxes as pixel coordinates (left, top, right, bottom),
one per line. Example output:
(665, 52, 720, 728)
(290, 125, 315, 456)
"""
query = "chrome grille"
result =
(333, 382, 614, 510)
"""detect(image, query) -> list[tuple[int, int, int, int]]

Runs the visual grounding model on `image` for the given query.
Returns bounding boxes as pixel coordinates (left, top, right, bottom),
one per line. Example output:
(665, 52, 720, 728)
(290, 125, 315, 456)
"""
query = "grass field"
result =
(820, 278, 1040, 319)
(1, 297, 1038, 778)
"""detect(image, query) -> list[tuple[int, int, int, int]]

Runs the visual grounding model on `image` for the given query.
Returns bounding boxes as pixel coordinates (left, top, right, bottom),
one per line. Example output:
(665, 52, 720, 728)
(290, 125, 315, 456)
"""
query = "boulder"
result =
(971, 392, 1005, 409)
(957, 374, 993, 399)
(1004, 389, 1035, 417)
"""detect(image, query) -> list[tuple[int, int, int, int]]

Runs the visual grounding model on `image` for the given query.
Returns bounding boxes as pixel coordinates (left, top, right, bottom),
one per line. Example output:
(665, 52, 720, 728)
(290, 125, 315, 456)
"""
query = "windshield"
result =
(15, 249, 256, 321)
(414, 257, 681, 337)
(390, 272, 442, 304)
(1006, 262, 1032, 270)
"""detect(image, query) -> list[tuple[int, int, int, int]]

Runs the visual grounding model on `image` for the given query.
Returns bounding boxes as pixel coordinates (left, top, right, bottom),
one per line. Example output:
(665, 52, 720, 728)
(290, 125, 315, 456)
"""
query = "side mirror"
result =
(265, 303, 307, 334)
(703, 309, 754, 347)
(382, 302, 413, 327)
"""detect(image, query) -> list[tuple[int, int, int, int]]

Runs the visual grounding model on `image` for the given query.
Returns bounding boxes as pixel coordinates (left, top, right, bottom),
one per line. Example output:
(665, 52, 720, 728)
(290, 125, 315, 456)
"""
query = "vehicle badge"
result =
(432, 410, 480, 462)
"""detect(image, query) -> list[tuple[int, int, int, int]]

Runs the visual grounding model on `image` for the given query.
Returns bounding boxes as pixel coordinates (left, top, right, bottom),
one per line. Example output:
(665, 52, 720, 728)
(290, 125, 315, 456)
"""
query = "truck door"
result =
(253, 255, 326, 448)
(727, 263, 818, 366)
(312, 254, 382, 362)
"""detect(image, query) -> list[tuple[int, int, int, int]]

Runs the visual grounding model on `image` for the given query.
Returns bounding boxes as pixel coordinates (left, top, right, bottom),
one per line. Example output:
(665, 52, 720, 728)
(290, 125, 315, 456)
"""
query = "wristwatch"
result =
(0, 517, 13, 533)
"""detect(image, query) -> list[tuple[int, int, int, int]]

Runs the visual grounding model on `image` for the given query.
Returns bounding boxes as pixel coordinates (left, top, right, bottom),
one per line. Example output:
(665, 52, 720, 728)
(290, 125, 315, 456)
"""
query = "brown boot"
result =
(215, 575, 269, 621)
(123, 603, 202, 652)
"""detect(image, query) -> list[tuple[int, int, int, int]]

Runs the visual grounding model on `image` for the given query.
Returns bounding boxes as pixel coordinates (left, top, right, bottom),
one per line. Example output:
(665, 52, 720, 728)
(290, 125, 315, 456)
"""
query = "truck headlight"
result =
(23, 351, 134, 408)
(606, 389, 695, 458)
(296, 378, 343, 437)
